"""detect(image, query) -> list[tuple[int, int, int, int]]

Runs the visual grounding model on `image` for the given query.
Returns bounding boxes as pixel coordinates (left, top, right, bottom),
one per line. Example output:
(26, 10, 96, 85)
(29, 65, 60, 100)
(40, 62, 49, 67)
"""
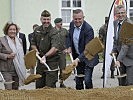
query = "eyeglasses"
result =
(116, 12, 126, 14)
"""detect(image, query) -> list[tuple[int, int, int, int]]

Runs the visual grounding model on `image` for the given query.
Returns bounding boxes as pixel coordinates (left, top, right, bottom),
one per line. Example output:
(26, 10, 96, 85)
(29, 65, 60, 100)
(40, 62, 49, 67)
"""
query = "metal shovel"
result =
(36, 53, 58, 71)
(112, 53, 127, 78)
(0, 72, 14, 84)
(69, 53, 84, 77)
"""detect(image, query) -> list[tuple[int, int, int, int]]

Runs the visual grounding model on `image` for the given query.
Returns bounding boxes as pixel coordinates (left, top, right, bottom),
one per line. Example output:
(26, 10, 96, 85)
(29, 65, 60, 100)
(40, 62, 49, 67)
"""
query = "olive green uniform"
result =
(31, 24, 60, 88)
(55, 27, 68, 80)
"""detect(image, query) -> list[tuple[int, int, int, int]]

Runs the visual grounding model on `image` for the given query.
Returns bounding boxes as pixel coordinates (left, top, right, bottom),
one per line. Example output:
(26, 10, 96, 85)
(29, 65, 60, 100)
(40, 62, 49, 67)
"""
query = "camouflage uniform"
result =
(31, 24, 60, 88)
(54, 27, 68, 81)
(99, 24, 107, 45)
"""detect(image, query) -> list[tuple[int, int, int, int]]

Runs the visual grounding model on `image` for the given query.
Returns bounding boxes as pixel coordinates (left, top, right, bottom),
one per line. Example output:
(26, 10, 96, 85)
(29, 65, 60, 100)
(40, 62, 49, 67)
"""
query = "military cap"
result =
(41, 10, 51, 17)
(54, 18, 62, 23)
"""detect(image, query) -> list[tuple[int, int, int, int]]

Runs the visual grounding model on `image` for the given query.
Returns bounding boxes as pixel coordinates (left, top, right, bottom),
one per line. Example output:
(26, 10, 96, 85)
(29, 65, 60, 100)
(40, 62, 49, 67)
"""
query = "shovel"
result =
(69, 53, 76, 74)
(0, 72, 14, 84)
(112, 53, 127, 78)
(69, 53, 84, 77)
(69, 53, 74, 62)
(36, 53, 58, 71)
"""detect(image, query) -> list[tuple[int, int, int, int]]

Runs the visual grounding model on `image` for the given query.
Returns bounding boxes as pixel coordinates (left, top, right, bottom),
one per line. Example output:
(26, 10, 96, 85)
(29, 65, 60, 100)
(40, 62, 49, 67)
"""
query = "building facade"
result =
(0, 0, 132, 46)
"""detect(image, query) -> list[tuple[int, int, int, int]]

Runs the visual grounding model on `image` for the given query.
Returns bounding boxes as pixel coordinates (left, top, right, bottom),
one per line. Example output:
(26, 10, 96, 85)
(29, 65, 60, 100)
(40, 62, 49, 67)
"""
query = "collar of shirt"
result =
(117, 20, 124, 26)
(17, 32, 19, 37)
(73, 24, 83, 54)
(74, 24, 83, 30)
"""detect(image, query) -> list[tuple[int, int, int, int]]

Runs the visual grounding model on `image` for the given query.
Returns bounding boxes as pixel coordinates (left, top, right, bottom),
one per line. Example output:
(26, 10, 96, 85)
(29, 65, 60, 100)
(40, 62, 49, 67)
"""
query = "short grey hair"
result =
(115, 5, 126, 14)
(73, 9, 83, 14)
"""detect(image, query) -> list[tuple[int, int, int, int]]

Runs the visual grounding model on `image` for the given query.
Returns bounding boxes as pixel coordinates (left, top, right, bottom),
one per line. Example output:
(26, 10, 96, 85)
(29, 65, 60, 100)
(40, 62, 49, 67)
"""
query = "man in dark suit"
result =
(66, 9, 99, 90)
(112, 5, 132, 86)
(116, 43, 133, 85)
(17, 26, 27, 55)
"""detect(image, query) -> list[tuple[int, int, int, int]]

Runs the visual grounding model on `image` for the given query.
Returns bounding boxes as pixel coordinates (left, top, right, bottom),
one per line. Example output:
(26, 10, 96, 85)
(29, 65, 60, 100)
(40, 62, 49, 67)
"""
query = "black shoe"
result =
(60, 83, 66, 88)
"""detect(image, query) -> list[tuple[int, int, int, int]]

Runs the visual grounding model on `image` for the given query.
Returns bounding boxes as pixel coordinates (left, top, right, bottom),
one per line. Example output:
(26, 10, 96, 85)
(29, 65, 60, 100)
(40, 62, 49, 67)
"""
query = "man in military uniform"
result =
(31, 10, 60, 88)
(54, 18, 68, 88)
(99, 17, 109, 45)
(99, 17, 115, 79)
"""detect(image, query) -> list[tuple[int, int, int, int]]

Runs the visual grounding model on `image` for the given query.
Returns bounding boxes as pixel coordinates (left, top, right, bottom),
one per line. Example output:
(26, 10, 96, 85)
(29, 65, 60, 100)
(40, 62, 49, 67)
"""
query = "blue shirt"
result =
(73, 25, 82, 54)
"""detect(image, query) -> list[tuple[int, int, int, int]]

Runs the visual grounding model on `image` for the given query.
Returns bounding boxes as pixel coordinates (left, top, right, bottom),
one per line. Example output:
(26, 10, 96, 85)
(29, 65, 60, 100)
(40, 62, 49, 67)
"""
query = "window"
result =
(130, 0, 133, 7)
(61, 9, 71, 23)
(62, 0, 70, 7)
(61, 0, 82, 24)
(129, 0, 133, 21)
(129, 9, 133, 20)
(73, 0, 81, 7)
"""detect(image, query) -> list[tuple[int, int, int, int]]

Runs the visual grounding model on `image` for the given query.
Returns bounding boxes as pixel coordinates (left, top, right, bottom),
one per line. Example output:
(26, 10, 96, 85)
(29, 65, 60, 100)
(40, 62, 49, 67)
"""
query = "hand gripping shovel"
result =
(112, 53, 127, 78)
(69, 53, 77, 74)
(69, 53, 84, 77)
(36, 53, 58, 72)
(0, 72, 14, 84)
(69, 53, 74, 62)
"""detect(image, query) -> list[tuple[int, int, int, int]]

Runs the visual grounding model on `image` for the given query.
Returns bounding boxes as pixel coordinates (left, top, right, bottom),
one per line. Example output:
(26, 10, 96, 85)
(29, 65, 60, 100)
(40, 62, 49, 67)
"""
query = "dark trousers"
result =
(75, 62, 94, 90)
(126, 66, 133, 85)
(58, 52, 66, 80)
(102, 59, 115, 76)
(117, 63, 127, 86)
(36, 62, 58, 89)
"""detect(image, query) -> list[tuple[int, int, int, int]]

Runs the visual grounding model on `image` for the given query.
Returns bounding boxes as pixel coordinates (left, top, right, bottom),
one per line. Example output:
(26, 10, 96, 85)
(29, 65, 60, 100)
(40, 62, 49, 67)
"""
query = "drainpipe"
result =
(10, 0, 15, 22)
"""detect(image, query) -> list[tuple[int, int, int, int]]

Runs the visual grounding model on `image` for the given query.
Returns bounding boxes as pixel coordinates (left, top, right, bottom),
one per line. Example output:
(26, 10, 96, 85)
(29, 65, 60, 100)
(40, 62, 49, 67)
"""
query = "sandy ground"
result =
(0, 63, 119, 90)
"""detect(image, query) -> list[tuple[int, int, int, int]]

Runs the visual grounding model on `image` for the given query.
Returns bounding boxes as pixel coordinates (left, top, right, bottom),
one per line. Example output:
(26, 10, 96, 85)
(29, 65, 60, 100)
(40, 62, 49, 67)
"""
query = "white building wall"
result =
(14, 0, 113, 36)
(1, 0, 127, 48)
(14, 0, 60, 48)
(84, 0, 113, 36)
(14, 0, 60, 35)
(0, 0, 10, 36)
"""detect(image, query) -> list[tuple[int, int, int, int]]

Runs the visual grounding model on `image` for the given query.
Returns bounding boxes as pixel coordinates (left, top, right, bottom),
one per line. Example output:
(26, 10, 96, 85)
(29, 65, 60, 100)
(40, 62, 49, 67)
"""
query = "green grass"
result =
(98, 53, 104, 62)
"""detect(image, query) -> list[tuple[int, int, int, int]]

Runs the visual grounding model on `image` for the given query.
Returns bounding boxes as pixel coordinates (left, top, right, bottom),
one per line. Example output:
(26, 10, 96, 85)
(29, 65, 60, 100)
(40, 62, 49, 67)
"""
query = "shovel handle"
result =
(0, 72, 14, 84)
(112, 53, 121, 76)
(36, 53, 51, 71)
(0, 72, 5, 82)
(69, 53, 77, 74)
(69, 53, 74, 62)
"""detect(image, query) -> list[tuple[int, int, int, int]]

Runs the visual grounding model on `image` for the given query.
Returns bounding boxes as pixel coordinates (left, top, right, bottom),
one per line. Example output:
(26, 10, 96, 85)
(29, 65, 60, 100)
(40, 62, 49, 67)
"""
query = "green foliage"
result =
(98, 53, 104, 62)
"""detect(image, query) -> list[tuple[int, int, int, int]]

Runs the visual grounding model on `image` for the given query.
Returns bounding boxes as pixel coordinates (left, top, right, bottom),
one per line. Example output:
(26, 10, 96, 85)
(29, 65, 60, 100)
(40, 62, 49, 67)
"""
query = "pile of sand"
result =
(0, 86, 133, 100)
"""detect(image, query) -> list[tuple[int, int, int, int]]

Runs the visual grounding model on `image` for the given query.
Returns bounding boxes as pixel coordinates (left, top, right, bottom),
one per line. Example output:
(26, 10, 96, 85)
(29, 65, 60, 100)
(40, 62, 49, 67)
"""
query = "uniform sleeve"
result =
(50, 30, 60, 50)
(98, 26, 105, 42)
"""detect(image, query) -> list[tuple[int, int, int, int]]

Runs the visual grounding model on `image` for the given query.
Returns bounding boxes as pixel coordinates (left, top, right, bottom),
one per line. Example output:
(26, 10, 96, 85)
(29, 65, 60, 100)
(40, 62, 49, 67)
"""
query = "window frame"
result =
(129, 0, 133, 21)
(61, 0, 83, 26)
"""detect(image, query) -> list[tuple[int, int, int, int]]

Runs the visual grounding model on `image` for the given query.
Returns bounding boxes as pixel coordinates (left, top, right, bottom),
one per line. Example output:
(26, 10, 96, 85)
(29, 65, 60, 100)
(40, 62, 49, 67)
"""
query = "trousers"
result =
(75, 62, 94, 90)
